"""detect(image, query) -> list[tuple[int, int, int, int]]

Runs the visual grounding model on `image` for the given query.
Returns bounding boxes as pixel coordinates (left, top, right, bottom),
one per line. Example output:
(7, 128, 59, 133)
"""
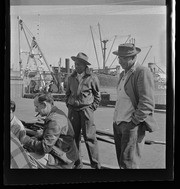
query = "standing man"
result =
(22, 93, 79, 169)
(65, 52, 101, 169)
(112, 43, 158, 169)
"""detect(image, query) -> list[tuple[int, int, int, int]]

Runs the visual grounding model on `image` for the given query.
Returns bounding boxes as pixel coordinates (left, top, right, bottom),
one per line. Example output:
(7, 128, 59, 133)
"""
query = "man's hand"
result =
(34, 129, 43, 138)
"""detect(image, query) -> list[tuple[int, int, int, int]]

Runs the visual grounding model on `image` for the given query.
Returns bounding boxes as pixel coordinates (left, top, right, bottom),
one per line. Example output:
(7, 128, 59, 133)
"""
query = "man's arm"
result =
(22, 120, 61, 155)
(91, 75, 101, 111)
(131, 68, 155, 125)
(65, 76, 71, 107)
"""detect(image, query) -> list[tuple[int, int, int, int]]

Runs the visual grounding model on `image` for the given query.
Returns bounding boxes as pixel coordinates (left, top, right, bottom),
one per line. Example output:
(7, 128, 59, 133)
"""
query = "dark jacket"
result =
(23, 106, 79, 164)
(118, 63, 158, 132)
(65, 68, 101, 111)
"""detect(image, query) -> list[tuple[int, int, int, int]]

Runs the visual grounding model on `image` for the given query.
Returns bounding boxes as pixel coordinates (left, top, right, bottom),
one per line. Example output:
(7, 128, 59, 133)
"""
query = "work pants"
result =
(113, 121, 146, 169)
(68, 107, 101, 169)
(29, 152, 75, 169)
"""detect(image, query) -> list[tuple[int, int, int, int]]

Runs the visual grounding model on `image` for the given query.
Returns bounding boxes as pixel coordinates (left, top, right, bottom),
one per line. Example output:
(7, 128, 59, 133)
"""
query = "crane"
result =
(17, 16, 59, 93)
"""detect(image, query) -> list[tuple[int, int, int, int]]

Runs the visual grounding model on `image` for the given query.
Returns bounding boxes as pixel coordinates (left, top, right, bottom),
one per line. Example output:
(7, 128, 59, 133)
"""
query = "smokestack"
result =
(65, 58, 70, 74)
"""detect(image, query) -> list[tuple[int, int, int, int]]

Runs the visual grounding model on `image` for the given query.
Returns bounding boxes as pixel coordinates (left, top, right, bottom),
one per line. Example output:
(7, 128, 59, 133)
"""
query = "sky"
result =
(10, 3, 167, 72)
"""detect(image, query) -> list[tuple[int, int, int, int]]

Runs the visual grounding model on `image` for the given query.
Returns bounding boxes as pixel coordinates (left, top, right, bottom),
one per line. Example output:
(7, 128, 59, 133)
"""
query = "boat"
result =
(11, 17, 166, 108)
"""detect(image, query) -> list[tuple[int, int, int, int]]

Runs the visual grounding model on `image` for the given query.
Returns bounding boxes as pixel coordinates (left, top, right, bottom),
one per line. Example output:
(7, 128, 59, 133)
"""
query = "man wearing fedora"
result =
(112, 43, 158, 169)
(65, 52, 101, 169)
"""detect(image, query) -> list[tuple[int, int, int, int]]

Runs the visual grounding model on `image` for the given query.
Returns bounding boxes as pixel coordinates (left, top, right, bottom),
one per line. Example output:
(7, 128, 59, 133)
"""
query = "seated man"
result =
(22, 93, 79, 169)
(10, 100, 27, 144)
(10, 100, 40, 143)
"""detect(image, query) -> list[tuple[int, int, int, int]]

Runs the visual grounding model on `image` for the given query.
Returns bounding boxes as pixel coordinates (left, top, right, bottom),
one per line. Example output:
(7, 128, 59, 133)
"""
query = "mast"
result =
(98, 23, 104, 60)
(102, 39, 108, 71)
(17, 16, 22, 76)
(90, 25, 100, 69)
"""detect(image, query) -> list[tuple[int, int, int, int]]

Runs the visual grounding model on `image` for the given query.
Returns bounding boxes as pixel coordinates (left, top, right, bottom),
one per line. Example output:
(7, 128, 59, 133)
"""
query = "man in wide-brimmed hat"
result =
(112, 43, 158, 169)
(65, 52, 101, 169)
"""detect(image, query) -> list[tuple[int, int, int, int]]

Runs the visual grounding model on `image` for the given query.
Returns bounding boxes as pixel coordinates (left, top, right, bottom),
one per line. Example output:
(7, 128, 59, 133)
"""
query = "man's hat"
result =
(112, 43, 141, 57)
(71, 52, 91, 65)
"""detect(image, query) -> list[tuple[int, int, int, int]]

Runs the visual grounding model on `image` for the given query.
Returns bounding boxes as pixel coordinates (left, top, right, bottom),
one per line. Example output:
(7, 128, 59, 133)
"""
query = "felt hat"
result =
(112, 43, 141, 57)
(71, 52, 91, 65)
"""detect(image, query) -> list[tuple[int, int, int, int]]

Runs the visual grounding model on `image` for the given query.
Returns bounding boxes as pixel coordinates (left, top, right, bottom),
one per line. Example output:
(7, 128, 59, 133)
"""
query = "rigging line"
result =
(22, 20, 34, 39)
(18, 17, 22, 68)
(105, 35, 117, 64)
(34, 37, 58, 84)
(90, 26, 100, 69)
(141, 45, 152, 65)
(153, 63, 166, 74)
(125, 35, 131, 43)
(98, 23, 104, 59)
(21, 27, 35, 68)
(109, 56, 118, 68)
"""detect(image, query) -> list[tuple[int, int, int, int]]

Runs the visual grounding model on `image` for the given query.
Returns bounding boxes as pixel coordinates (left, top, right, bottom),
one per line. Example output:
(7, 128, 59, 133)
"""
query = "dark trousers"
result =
(68, 107, 101, 169)
(113, 121, 146, 169)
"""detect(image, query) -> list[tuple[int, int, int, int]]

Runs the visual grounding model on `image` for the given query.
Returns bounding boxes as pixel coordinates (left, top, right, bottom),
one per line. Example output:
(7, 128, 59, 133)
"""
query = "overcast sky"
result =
(10, 4, 167, 72)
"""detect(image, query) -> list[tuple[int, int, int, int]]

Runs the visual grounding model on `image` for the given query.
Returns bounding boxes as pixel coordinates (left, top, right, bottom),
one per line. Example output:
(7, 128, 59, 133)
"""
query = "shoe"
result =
(73, 159, 83, 169)
(73, 164, 83, 169)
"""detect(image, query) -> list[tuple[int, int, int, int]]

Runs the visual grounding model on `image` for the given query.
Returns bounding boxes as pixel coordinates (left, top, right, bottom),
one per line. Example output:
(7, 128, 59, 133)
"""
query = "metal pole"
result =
(35, 38, 52, 72)
(17, 16, 22, 76)
(105, 35, 117, 64)
(98, 23, 104, 60)
(90, 26, 100, 69)
(102, 40, 108, 70)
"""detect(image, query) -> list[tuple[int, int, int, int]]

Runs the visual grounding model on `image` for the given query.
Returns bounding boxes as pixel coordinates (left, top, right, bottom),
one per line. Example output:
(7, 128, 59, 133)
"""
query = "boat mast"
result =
(17, 16, 22, 76)
(102, 39, 108, 71)
(90, 25, 100, 69)
(98, 23, 104, 61)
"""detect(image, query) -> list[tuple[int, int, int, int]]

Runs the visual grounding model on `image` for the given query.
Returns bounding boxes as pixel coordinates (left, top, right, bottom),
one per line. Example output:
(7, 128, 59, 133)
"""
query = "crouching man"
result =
(22, 93, 79, 169)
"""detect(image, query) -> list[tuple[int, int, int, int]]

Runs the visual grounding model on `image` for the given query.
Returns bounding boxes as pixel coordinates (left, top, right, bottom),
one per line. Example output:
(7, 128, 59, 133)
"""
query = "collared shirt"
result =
(113, 62, 137, 124)
(11, 115, 26, 144)
(10, 132, 38, 169)
(77, 72, 85, 82)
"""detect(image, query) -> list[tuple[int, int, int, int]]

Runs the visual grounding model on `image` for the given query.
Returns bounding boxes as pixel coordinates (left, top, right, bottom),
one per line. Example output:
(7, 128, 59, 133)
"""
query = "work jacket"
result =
(65, 68, 101, 111)
(23, 106, 79, 164)
(118, 62, 158, 132)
